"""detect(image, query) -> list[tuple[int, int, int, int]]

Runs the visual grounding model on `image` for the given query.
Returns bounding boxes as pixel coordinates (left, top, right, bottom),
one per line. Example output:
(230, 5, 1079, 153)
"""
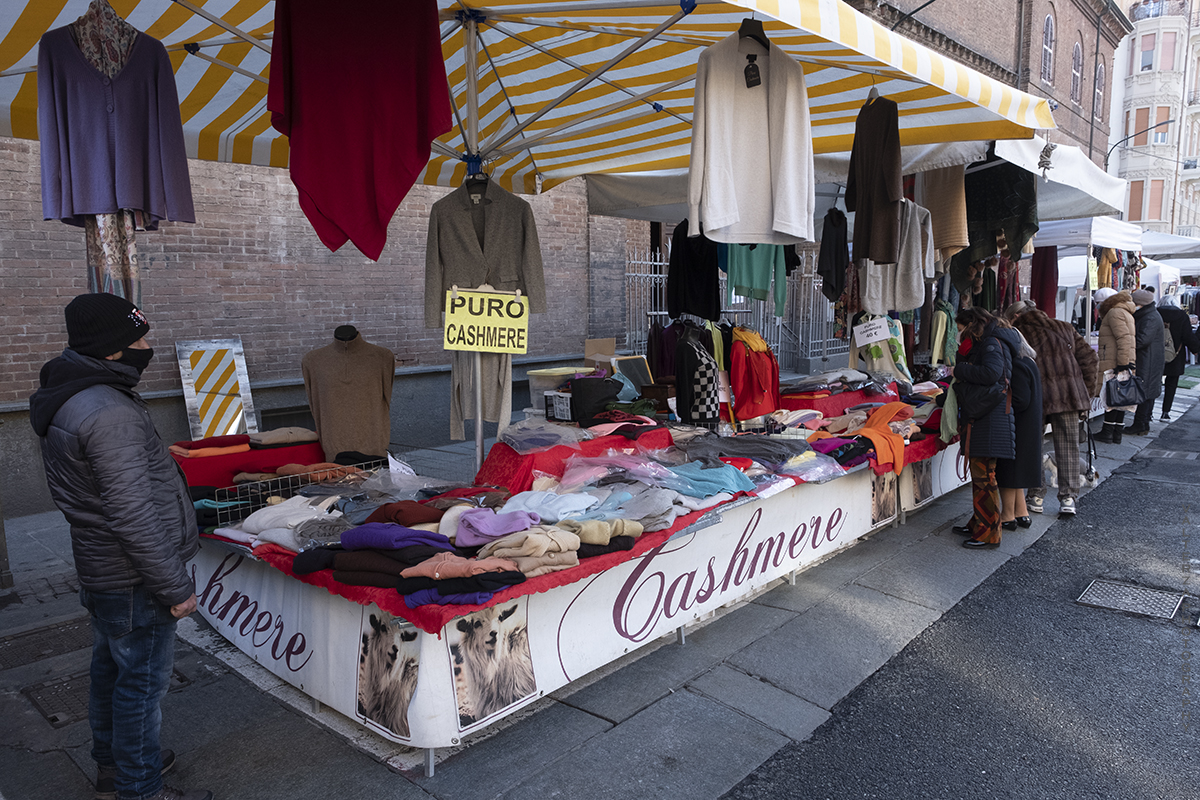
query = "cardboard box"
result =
(584, 338, 616, 372)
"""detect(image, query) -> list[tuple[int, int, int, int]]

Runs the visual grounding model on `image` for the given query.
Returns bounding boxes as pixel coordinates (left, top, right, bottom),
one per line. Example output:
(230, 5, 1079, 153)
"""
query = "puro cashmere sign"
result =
(443, 290, 529, 354)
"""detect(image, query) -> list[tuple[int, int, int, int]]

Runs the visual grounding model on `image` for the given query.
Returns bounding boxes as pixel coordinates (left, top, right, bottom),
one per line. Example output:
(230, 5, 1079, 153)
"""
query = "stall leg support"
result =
(310, 697, 321, 714)
(788, 570, 797, 586)
(676, 626, 686, 645)
(425, 749, 436, 778)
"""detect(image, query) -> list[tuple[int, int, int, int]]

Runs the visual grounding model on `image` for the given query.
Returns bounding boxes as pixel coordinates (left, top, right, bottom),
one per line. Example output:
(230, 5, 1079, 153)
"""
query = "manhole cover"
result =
(21, 668, 192, 729)
(0, 618, 93, 670)
(1076, 579, 1184, 619)
(22, 670, 90, 728)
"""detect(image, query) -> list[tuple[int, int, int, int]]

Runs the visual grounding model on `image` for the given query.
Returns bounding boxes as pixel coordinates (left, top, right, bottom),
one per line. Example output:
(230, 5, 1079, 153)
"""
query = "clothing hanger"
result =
(866, 72, 880, 103)
(464, 171, 489, 192)
(738, 16, 770, 51)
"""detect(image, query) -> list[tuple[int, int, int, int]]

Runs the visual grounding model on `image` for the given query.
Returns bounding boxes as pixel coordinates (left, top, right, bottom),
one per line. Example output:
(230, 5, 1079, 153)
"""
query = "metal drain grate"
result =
(22, 670, 90, 728)
(1139, 450, 1200, 460)
(1076, 579, 1184, 619)
(0, 618, 93, 670)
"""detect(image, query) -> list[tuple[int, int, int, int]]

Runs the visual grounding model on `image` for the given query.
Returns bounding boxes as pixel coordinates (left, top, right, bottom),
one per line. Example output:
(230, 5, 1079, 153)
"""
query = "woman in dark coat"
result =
(995, 322, 1043, 530)
(951, 308, 1016, 549)
(1157, 295, 1200, 420)
(1128, 289, 1166, 435)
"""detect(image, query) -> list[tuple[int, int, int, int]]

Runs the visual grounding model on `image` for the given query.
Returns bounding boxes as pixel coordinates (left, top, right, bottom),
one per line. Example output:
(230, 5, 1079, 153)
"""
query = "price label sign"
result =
(1087, 258, 1099, 290)
(852, 317, 891, 345)
(443, 290, 529, 354)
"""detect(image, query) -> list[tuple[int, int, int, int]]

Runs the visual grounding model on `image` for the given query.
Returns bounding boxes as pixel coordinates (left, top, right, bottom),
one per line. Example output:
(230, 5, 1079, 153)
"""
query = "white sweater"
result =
(687, 33, 815, 245)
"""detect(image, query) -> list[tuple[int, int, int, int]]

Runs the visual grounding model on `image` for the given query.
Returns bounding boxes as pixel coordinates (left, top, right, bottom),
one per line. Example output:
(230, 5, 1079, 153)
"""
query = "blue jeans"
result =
(81, 586, 178, 800)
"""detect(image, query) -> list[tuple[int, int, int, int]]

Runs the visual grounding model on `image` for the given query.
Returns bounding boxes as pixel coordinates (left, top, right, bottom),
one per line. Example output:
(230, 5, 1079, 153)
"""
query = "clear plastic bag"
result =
(500, 419, 593, 454)
(774, 451, 846, 483)
(360, 469, 459, 500)
(557, 451, 676, 493)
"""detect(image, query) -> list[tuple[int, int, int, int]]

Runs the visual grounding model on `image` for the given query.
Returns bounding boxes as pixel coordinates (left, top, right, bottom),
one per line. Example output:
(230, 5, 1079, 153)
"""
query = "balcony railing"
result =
(1185, 158, 1199, 170)
(1129, 0, 1188, 20)
(1189, 90, 1200, 106)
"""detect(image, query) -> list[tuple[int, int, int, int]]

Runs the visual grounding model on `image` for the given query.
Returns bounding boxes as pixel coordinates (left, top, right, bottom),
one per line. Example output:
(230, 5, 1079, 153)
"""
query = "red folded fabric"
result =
(172, 434, 251, 450)
(719, 457, 755, 471)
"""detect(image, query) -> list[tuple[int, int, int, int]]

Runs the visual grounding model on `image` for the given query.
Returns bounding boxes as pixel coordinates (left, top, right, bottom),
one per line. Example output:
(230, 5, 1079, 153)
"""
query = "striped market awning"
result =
(0, 0, 1056, 194)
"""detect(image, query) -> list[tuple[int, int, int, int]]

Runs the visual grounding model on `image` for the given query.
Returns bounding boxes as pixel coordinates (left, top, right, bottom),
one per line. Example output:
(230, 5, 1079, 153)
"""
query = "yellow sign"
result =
(443, 290, 529, 354)
(1087, 258, 1098, 291)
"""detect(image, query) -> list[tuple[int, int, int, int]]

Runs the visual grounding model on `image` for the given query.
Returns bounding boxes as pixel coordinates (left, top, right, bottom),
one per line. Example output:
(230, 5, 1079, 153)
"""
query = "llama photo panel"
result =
(446, 599, 537, 729)
(912, 460, 933, 505)
(356, 611, 421, 739)
(871, 471, 897, 526)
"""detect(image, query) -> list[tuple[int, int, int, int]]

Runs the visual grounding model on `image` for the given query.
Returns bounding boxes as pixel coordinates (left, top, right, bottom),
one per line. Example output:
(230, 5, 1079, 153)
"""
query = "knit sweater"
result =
(687, 33, 815, 245)
(301, 334, 395, 458)
(37, 26, 194, 228)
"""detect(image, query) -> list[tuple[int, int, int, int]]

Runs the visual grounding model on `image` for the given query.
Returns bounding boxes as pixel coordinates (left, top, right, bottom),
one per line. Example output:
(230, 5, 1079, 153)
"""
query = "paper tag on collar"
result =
(470, 194, 482, 205)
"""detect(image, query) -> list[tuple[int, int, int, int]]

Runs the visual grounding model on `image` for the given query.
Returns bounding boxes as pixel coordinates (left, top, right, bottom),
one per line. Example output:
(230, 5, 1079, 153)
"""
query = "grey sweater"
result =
(38, 26, 195, 227)
(424, 181, 547, 328)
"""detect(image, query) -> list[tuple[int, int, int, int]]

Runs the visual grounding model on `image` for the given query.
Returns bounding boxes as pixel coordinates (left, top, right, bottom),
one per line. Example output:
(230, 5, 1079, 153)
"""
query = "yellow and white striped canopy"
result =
(0, 0, 1056, 194)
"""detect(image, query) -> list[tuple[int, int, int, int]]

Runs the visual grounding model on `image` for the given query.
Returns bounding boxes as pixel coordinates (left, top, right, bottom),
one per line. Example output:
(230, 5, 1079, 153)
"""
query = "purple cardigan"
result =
(37, 26, 195, 228)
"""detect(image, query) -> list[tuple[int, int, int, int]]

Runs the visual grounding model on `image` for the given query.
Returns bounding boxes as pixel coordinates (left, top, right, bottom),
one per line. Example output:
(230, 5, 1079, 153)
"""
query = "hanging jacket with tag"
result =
(730, 328, 780, 419)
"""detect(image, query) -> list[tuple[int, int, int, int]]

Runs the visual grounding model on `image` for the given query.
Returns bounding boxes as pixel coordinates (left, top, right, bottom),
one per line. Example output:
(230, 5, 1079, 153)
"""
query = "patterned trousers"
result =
(970, 457, 1001, 544)
(1028, 412, 1081, 502)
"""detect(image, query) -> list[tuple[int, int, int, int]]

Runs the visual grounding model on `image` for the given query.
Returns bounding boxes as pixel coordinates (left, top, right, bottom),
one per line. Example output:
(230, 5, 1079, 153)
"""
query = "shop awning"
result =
(584, 141, 991, 223)
(0, 0, 1056, 194)
(993, 136, 1126, 220)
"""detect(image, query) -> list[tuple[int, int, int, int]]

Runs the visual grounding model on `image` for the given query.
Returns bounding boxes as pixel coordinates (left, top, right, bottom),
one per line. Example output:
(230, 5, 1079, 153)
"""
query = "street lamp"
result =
(1105, 118, 1175, 170)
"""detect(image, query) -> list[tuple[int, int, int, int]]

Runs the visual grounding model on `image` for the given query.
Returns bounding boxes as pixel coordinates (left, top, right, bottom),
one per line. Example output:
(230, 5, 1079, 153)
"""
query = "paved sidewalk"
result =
(1, 386, 1194, 800)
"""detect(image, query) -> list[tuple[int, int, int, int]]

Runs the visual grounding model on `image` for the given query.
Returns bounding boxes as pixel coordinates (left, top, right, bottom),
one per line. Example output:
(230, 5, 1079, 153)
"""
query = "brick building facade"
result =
(0, 136, 645, 514)
(850, 0, 1131, 165)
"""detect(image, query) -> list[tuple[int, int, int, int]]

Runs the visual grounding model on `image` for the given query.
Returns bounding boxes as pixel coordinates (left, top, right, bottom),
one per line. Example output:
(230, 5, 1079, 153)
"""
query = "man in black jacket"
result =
(29, 294, 212, 800)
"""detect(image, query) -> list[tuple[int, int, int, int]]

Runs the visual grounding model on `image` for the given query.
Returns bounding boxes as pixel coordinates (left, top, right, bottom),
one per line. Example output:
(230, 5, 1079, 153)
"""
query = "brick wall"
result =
(0, 137, 644, 407)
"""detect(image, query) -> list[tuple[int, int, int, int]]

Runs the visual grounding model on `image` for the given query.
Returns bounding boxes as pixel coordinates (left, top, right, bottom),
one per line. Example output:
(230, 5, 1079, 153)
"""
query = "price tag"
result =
(852, 318, 890, 345)
(914, 350, 932, 365)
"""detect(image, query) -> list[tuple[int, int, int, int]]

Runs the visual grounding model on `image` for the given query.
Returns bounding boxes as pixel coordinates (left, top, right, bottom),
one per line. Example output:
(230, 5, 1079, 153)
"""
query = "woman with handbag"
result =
(1094, 288, 1138, 444)
(950, 308, 1017, 549)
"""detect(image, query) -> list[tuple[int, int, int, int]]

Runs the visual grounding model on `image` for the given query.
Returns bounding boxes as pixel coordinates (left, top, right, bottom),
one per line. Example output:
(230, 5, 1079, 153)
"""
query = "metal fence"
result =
(624, 245, 849, 374)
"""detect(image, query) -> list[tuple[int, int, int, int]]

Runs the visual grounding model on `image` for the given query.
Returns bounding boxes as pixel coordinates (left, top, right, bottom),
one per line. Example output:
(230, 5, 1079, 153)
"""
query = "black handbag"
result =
(569, 376, 622, 426)
(955, 379, 1008, 421)
(1103, 370, 1146, 408)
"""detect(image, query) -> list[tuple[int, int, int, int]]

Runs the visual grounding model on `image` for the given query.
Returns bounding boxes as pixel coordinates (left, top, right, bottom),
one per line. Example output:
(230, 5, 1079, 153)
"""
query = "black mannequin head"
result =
(334, 325, 359, 342)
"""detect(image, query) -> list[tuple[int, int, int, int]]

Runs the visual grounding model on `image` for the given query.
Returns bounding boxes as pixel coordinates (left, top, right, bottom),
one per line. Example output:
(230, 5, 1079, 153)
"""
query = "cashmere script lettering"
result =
(612, 506, 846, 642)
(193, 555, 313, 672)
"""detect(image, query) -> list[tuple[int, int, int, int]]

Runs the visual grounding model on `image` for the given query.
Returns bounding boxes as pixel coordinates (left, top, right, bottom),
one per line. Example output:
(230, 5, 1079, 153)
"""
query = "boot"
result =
(1095, 423, 1115, 443)
(1111, 424, 1123, 444)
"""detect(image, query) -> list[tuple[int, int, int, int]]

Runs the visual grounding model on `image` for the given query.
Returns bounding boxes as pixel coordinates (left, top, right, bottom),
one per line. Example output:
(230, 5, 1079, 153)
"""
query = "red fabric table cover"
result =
(780, 383, 899, 419)
(474, 428, 675, 494)
(246, 487, 760, 636)
(172, 442, 326, 488)
(869, 434, 959, 475)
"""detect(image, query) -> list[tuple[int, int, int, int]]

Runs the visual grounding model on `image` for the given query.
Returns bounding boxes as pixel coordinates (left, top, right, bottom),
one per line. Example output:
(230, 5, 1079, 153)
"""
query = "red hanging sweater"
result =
(269, 0, 452, 260)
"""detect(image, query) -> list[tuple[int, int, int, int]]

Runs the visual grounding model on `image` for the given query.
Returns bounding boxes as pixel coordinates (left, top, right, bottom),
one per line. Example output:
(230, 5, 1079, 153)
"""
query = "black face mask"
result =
(116, 347, 154, 375)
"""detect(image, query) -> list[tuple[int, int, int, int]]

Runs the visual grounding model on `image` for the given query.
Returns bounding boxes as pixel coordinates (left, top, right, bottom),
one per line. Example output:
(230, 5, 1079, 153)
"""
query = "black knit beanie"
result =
(65, 294, 150, 358)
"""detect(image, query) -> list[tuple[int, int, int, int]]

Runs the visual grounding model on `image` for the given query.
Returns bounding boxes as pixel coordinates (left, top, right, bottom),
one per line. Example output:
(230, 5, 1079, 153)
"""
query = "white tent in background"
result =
(1140, 258, 1181, 298)
(1034, 217, 1144, 256)
(1140, 230, 1200, 259)
(1155, 258, 1200, 276)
